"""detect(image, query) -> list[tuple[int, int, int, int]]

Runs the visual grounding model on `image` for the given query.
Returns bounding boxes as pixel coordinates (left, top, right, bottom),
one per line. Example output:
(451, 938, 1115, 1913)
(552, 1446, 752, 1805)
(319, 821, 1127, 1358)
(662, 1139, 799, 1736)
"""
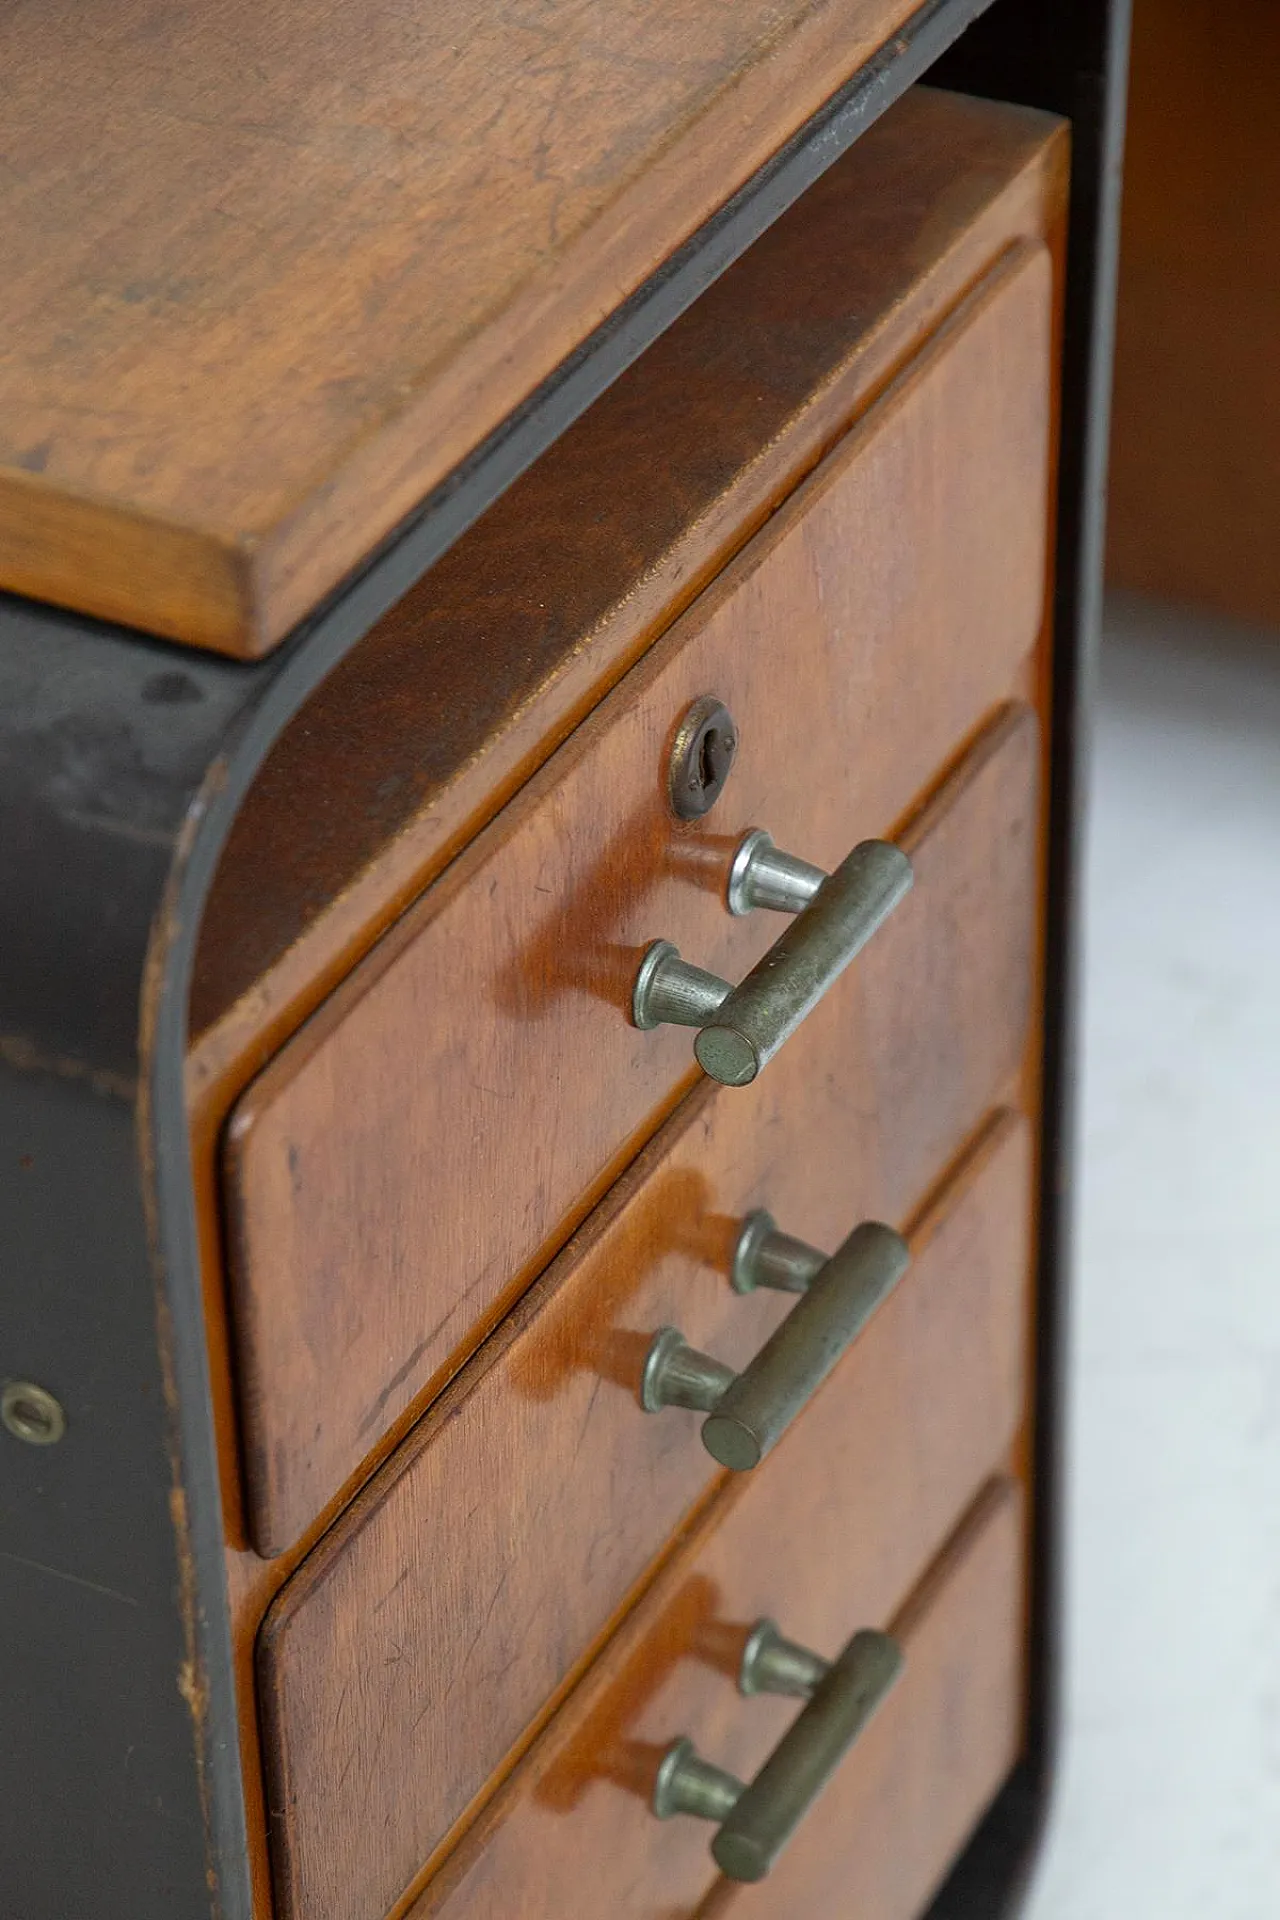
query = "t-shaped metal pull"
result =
(640, 1216, 909, 1470)
(632, 829, 913, 1086)
(653, 1619, 904, 1881)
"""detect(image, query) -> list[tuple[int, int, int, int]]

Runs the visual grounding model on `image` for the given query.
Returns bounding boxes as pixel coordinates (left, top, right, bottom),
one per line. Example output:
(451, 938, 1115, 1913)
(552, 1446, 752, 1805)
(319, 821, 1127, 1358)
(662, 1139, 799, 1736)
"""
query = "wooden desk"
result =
(0, 6, 1128, 1916)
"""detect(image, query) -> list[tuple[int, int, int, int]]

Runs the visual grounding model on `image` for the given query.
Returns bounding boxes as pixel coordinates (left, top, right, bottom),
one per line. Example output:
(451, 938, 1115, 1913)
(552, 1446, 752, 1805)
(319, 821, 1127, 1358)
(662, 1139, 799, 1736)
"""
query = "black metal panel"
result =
(0, 596, 256, 1074)
(0, 0, 1127, 1911)
(0, 1066, 211, 1917)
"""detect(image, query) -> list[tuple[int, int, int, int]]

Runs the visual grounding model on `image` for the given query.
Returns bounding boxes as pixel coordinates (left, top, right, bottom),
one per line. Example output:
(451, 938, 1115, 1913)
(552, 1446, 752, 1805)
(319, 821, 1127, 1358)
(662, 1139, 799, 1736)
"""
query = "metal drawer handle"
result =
(632, 830, 913, 1086)
(653, 1619, 904, 1881)
(640, 1217, 908, 1469)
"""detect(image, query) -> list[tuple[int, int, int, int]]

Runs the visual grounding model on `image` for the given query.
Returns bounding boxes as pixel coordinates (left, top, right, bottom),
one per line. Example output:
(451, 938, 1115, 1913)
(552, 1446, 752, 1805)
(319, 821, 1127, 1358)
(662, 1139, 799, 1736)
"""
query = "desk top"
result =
(0, 0, 913, 656)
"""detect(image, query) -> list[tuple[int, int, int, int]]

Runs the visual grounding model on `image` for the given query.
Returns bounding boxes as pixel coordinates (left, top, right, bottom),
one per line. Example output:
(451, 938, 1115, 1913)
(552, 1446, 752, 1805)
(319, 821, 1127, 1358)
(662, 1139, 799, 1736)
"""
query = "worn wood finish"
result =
(259, 1101, 1032, 1920)
(407, 1477, 1023, 1920)
(0, 0, 935, 655)
(1108, 0, 1280, 625)
(229, 696, 1040, 1555)
(188, 89, 1070, 1061)
(692, 1483, 1025, 1920)
(225, 249, 1054, 1554)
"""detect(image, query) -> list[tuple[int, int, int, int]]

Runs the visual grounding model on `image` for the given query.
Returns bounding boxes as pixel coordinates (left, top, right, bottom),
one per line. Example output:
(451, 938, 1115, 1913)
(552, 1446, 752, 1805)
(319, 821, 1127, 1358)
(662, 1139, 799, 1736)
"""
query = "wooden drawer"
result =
(258, 1070, 1034, 1920)
(225, 249, 1054, 1556)
(189, 88, 1066, 1074)
(405, 1479, 1025, 1920)
(691, 1491, 1023, 1920)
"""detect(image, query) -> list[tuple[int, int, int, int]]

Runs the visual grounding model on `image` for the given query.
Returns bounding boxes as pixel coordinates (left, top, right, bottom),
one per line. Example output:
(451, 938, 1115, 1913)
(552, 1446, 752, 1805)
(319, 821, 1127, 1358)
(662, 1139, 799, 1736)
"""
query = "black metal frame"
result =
(0, 1, 1128, 1912)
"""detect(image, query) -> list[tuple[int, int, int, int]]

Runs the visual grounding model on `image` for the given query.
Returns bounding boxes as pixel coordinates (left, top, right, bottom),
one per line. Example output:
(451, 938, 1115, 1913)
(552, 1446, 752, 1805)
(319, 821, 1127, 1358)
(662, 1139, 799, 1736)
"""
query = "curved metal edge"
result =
(924, 0, 1132, 1911)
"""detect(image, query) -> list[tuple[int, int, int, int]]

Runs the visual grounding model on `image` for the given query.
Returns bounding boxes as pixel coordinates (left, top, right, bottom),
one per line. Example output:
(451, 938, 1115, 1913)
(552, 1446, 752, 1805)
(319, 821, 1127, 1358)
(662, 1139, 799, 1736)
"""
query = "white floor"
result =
(1022, 594, 1280, 1919)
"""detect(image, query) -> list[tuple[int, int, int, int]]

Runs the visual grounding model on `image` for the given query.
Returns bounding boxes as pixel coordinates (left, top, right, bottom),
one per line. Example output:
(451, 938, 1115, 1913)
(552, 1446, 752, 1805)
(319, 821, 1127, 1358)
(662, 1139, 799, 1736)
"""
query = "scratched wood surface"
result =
(197, 100, 1065, 1916)
(408, 1469, 1023, 1920)
(223, 248, 1054, 1555)
(187, 87, 1069, 1065)
(0, 0, 935, 653)
(262, 1119, 1031, 1920)
(227, 694, 1041, 1556)
(417, 1481, 1025, 1920)
(691, 1482, 1024, 1920)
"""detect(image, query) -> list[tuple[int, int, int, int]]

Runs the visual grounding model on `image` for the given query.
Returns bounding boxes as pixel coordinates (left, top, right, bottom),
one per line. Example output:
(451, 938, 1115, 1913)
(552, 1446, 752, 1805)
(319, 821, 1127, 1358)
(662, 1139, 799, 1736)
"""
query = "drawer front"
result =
(693, 1483, 1025, 1920)
(410, 1480, 1024, 1920)
(260, 1083, 1034, 1920)
(226, 247, 1053, 1556)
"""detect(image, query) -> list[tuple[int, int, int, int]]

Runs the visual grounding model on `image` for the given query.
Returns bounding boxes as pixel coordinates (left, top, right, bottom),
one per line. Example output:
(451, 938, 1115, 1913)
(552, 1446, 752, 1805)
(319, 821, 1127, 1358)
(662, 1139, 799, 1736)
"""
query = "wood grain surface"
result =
(0, 0, 931, 653)
(692, 1482, 1025, 1920)
(194, 102, 1065, 1915)
(227, 695, 1041, 1556)
(1108, 0, 1280, 625)
(188, 87, 1069, 1062)
(258, 1098, 1032, 1920)
(224, 247, 1053, 1554)
(407, 1474, 1024, 1920)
